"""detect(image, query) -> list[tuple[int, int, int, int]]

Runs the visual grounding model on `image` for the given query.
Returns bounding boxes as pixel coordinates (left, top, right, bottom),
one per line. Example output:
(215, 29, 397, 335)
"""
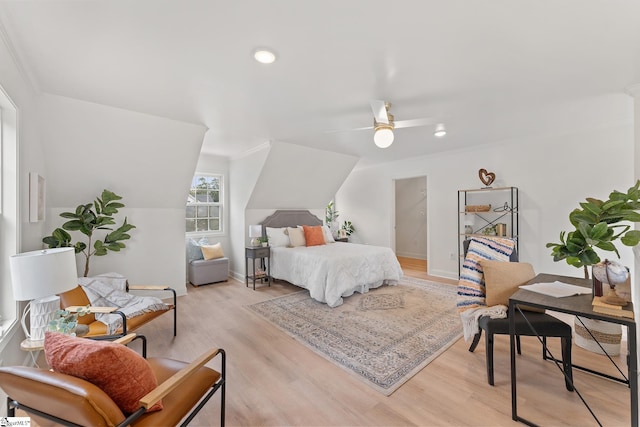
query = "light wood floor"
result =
(119, 259, 631, 426)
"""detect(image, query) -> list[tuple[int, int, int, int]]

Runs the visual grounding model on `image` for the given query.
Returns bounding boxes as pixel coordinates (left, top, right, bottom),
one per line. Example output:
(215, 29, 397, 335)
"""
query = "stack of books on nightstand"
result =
(592, 296, 634, 319)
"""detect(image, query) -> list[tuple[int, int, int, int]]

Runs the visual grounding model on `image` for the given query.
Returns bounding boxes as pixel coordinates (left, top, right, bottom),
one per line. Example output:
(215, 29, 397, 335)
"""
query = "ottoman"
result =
(189, 257, 229, 286)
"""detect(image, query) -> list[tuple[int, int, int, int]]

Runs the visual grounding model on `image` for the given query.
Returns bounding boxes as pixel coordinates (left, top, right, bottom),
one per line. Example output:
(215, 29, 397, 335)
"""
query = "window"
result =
(186, 174, 223, 234)
(0, 85, 19, 339)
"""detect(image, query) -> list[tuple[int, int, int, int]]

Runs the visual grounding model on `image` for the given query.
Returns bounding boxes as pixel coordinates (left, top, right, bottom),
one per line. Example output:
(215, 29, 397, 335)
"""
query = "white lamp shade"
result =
(249, 225, 262, 238)
(374, 128, 394, 148)
(10, 247, 78, 301)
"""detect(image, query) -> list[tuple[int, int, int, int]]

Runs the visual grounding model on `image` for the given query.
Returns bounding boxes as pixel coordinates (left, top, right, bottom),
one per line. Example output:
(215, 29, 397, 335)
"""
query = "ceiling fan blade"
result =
(394, 117, 436, 129)
(325, 125, 373, 134)
(370, 100, 389, 124)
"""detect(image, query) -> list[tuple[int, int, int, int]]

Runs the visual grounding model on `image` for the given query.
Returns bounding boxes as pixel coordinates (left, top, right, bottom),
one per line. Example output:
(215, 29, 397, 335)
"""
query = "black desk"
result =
(509, 273, 637, 427)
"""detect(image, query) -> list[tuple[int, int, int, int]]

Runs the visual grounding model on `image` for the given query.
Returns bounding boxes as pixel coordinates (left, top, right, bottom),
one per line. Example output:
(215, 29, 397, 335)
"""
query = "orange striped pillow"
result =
(302, 225, 325, 247)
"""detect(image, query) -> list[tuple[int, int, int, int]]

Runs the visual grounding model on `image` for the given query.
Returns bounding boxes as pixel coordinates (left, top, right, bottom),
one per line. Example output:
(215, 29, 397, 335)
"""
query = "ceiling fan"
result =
(329, 100, 442, 148)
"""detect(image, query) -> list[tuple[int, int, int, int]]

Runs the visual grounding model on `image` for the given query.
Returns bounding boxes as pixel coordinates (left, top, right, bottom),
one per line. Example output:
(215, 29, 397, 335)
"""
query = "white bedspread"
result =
(270, 242, 403, 307)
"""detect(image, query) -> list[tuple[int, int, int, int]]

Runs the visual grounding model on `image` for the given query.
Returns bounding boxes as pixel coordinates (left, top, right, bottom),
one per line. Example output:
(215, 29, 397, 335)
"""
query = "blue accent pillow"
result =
(187, 237, 209, 261)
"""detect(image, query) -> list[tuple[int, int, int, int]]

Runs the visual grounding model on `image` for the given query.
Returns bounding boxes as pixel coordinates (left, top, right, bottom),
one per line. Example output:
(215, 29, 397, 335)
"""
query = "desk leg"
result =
(509, 302, 518, 422)
(629, 324, 638, 427)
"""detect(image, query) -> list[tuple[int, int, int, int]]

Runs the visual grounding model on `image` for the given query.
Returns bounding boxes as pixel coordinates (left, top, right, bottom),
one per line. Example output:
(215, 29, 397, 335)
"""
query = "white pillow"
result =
(322, 225, 335, 243)
(266, 227, 290, 247)
(287, 227, 306, 247)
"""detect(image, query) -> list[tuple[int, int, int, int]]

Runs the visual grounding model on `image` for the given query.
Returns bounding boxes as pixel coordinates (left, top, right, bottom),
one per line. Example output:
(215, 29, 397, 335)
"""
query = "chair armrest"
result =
(138, 348, 225, 409)
(128, 285, 171, 291)
(66, 305, 118, 313)
(113, 333, 138, 345)
(127, 285, 177, 308)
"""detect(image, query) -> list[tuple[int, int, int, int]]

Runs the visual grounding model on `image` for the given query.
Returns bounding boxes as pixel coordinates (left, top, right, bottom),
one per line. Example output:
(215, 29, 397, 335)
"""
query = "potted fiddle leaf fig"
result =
(546, 180, 640, 279)
(42, 189, 136, 277)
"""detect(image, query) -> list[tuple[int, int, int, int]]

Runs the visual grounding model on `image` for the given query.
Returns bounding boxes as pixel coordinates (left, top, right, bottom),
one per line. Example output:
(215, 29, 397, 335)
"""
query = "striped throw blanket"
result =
(456, 237, 515, 341)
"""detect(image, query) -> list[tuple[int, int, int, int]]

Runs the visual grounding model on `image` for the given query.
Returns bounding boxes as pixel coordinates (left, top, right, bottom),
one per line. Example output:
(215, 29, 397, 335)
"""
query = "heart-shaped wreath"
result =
(478, 169, 495, 187)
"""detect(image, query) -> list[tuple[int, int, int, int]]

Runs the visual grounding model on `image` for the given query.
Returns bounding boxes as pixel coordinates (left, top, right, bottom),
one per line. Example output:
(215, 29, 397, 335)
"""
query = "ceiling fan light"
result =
(253, 48, 277, 64)
(434, 123, 447, 137)
(374, 127, 394, 148)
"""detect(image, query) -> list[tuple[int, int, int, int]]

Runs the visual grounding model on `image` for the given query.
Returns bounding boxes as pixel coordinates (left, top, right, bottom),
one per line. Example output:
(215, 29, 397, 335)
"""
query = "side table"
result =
(245, 246, 270, 290)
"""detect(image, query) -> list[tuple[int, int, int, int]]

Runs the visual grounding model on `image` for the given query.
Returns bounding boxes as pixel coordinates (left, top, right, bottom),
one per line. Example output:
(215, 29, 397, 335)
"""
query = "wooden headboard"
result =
(260, 210, 322, 232)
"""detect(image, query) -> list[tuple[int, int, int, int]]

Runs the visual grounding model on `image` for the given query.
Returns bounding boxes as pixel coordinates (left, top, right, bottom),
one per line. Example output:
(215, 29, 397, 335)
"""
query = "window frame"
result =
(0, 85, 19, 344)
(186, 173, 224, 236)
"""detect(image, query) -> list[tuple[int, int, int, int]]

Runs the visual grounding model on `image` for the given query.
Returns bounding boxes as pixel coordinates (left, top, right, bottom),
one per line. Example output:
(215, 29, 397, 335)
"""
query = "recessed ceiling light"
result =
(434, 123, 447, 137)
(253, 48, 277, 64)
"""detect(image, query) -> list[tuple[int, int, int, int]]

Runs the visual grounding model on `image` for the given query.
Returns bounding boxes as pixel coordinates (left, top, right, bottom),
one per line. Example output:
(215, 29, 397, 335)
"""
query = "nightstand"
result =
(335, 237, 349, 242)
(245, 246, 271, 290)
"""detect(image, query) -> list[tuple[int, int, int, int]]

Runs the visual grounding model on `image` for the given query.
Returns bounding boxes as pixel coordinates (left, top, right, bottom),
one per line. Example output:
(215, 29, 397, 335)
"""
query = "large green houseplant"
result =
(43, 190, 136, 277)
(546, 180, 640, 278)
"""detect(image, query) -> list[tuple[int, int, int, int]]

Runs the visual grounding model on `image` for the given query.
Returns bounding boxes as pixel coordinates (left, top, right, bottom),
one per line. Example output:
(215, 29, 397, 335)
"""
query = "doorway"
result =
(394, 176, 427, 272)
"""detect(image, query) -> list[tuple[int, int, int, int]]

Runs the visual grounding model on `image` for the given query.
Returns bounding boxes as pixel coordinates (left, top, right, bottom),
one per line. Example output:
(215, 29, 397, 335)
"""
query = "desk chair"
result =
(469, 310, 573, 390)
(467, 258, 574, 391)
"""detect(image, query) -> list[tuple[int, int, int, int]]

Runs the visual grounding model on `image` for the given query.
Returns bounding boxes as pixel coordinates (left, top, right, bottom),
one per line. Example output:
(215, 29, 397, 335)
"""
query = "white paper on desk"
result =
(519, 281, 592, 298)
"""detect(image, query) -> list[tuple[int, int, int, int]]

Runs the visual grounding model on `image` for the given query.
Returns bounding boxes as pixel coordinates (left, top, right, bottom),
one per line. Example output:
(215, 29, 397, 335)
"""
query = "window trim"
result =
(186, 172, 224, 236)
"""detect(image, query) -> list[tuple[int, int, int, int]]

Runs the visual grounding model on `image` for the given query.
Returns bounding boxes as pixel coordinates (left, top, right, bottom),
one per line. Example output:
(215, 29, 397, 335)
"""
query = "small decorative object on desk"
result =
(478, 168, 495, 187)
(592, 259, 629, 306)
(592, 296, 634, 319)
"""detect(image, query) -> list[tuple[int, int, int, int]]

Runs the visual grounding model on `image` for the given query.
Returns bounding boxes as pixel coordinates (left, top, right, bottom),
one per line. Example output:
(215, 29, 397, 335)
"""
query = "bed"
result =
(261, 210, 403, 307)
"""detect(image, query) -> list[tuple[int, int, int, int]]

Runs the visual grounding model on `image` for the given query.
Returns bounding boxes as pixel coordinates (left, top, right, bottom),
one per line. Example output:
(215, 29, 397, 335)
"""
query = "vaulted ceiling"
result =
(1, 0, 639, 167)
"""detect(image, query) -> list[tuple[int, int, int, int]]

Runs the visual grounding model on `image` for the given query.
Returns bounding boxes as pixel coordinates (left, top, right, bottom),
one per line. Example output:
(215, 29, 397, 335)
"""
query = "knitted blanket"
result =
(78, 273, 169, 335)
(456, 237, 515, 341)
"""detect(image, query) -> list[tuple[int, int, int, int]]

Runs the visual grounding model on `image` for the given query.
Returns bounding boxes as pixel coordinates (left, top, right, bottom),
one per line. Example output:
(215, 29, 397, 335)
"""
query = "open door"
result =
(394, 176, 427, 272)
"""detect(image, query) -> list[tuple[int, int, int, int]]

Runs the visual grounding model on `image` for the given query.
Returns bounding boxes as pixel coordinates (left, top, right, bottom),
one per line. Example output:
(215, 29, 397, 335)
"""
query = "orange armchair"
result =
(0, 334, 225, 426)
(58, 284, 177, 338)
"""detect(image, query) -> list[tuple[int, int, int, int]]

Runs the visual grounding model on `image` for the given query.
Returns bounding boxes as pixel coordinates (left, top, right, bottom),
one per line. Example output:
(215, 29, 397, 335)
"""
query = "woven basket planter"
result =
(574, 316, 622, 355)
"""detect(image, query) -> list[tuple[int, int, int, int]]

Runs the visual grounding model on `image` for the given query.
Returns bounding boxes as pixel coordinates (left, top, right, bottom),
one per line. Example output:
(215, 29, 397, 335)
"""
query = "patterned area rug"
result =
(248, 277, 462, 395)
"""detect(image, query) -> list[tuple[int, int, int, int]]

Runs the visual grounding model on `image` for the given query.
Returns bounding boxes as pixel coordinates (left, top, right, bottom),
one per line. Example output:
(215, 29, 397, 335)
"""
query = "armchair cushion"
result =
(44, 332, 163, 414)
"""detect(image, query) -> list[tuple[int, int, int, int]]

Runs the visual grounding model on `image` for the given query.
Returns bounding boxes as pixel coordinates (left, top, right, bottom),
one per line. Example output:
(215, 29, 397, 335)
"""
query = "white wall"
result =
(229, 141, 359, 280)
(248, 141, 358, 209)
(38, 94, 207, 295)
(337, 122, 634, 281)
(228, 145, 270, 279)
(0, 28, 49, 367)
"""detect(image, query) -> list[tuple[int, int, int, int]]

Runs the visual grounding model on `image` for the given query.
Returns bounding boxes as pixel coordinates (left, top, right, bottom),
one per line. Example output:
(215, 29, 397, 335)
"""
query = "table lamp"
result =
(249, 224, 262, 247)
(9, 247, 78, 343)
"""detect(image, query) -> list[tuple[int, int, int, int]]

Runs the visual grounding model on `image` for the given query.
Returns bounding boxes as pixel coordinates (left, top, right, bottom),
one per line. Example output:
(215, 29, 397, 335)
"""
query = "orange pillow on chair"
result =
(302, 225, 326, 246)
(44, 332, 162, 414)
